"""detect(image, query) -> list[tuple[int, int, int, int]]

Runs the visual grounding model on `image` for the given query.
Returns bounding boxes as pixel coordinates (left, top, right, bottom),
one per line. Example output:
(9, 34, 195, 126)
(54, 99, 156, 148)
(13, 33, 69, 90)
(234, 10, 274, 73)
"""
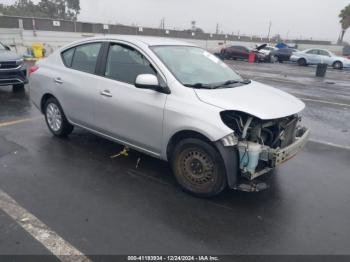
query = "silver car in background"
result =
(291, 48, 350, 69)
(30, 36, 309, 197)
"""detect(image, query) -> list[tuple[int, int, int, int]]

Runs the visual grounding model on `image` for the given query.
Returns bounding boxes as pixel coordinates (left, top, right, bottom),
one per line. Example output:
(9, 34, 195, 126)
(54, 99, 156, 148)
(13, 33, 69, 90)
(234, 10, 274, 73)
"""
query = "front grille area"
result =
(0, 61, 18, 70)
(0, 78, 22, 85)
(0, 68, 27, 86)
(280, 117, 298, 148)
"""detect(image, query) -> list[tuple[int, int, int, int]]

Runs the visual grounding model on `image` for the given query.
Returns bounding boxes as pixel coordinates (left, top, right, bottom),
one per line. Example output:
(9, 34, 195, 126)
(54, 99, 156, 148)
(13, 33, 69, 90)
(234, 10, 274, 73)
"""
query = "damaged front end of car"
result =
(219, 111, 310, 192)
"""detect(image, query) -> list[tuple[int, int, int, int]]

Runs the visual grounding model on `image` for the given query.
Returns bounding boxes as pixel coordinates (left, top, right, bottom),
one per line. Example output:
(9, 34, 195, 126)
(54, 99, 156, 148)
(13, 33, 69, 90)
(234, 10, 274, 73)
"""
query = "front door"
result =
(93, 43, 167, 155)
(317, 50, 333, 65)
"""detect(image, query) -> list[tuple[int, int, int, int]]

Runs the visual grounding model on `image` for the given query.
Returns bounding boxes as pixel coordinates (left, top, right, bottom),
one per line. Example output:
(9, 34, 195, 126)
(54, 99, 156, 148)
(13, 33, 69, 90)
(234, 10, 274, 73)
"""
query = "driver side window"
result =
(318, 50, 330, 56)
(105, 43, 156, 85)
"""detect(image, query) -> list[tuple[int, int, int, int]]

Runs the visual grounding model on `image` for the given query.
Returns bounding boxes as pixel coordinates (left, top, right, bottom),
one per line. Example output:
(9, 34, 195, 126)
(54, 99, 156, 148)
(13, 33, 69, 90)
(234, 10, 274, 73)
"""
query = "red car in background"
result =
(220, 44, 269, 62)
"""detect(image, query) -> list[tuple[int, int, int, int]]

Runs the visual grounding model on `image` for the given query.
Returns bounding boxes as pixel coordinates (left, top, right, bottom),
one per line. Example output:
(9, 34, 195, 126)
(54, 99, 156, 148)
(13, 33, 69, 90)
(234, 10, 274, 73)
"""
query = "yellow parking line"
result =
(0, 116, 42, 128)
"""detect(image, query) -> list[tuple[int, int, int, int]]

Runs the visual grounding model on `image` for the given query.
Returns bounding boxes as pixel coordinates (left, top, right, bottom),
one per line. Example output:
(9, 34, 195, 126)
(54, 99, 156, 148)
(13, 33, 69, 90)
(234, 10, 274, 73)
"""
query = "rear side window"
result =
(104, 44, 156, 84)
(306, 49, 318, 55)
(71, 43, 102, 74)
(62, 48, 75, 67)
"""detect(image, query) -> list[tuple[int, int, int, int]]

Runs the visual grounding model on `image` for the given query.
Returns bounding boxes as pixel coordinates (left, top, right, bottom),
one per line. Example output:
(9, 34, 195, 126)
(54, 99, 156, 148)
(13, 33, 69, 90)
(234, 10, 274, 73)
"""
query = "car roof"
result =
(305, 48, 330, 52)
(65, 35, 197, 48)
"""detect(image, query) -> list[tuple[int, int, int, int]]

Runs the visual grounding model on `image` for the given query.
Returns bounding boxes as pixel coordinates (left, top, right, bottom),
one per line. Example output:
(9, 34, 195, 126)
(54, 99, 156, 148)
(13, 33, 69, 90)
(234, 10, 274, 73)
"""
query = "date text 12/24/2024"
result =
(127, 256, 219, 261)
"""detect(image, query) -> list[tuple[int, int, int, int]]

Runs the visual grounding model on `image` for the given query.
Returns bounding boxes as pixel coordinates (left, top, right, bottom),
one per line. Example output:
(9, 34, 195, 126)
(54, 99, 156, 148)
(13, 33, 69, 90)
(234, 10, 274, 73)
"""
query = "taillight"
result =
(29, 65, 39, 76)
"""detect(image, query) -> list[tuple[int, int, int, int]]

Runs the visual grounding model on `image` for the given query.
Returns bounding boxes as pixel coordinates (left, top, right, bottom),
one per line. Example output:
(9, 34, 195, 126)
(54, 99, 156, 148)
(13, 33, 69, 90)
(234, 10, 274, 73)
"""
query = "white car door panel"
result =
(318, 50, 333, 65)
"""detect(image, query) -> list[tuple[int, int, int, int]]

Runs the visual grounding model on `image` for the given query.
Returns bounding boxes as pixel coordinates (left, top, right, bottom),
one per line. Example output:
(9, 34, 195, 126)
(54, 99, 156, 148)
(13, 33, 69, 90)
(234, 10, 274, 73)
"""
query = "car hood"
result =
(0, 50, 21, 61)
(194, 81, 305, 120)
(255, 43, 267, 51)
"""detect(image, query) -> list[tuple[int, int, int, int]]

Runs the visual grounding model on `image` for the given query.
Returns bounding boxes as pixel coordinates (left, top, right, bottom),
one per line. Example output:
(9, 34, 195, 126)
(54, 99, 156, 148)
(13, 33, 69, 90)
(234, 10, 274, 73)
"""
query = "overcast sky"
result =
(1, 0, 349, 42)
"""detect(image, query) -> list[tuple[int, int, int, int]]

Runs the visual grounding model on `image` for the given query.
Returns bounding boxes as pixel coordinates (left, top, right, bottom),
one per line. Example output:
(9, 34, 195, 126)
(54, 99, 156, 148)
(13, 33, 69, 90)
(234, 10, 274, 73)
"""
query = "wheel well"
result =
(40, 93, 55, 113)
(166, 130, 212, 161)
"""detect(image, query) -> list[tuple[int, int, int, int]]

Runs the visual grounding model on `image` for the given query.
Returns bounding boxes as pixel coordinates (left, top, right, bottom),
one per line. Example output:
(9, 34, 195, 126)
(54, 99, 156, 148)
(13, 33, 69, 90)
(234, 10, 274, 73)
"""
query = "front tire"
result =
(333, 61, 343, 70)
(297, 58, 307, 66)
(171, 138, 227, 197)
(44, 97, 74, 137)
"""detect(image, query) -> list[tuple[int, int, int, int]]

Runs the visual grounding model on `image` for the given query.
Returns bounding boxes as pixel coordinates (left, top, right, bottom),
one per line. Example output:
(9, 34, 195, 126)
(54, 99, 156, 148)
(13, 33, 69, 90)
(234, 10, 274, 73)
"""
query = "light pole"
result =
(267, 21, 272, 39)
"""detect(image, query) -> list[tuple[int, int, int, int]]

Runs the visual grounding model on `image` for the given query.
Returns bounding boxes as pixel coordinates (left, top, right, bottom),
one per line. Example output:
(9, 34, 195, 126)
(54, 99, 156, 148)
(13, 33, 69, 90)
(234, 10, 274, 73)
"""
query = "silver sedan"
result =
(29, 36, 309, 196)
(290, 48, 350, 69)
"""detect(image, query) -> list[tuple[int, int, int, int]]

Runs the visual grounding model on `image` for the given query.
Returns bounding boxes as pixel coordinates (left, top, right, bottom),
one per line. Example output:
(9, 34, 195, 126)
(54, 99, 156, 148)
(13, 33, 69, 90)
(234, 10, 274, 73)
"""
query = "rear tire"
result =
(221, 52, 228, 60)
(44, 97, 74, 137)
(12, 84, 25, 93)
(297, 58, 307, 66)
(333, 61, 343, 70)
(171, 138, 227, 197)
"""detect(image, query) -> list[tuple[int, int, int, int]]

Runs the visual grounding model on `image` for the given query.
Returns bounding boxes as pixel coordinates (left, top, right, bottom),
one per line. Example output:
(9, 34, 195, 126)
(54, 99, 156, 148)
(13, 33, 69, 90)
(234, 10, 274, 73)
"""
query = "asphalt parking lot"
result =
(0, 61, 350, 259)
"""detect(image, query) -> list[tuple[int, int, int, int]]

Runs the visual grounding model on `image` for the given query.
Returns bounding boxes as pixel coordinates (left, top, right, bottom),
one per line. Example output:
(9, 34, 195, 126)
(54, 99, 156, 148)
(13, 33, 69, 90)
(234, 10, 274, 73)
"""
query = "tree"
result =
(0, 0, 80, 20)
(339, 4, 350, 44)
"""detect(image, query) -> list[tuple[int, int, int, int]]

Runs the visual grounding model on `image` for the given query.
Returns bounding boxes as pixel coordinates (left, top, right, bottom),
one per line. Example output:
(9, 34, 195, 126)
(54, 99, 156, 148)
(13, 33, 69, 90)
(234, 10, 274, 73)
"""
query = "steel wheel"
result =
(181, 148, 215, 186)
(298, 58, 307, 66)
(171, 138, 227, 197)
(333, 61, 343, 70)
(46, 103, 62, 132)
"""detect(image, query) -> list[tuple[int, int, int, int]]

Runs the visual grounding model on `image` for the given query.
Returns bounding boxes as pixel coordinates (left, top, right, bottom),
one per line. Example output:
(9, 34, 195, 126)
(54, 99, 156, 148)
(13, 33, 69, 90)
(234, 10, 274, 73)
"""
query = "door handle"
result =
(100, 90, 112, 97)
(54, 77, 63, 84)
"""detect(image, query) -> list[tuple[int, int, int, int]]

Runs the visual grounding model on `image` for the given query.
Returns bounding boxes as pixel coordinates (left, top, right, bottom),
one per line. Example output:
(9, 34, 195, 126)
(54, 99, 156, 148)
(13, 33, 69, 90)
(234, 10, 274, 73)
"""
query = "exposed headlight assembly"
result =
(221, 133, 238, 147)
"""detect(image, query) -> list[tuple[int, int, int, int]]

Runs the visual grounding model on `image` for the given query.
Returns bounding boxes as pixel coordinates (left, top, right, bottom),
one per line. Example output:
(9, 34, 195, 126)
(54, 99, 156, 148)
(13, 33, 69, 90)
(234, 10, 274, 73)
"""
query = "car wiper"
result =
(212, 79, 251, 89)
(240, 79, 252, 84)
(184, 83, 214, 89)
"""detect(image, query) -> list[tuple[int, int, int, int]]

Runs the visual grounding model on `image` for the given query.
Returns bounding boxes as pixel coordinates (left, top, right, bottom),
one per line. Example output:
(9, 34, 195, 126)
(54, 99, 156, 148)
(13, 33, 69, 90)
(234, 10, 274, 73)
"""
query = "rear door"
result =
(57, 42, 104, 127)
(305, 49, 320, 64)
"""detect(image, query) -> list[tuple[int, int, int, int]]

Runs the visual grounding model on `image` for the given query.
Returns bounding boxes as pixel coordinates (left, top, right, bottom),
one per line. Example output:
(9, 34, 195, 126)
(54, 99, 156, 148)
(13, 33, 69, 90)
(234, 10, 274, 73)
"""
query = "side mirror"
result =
(135, 74, 170, 94)
(4, 45, 11, 51)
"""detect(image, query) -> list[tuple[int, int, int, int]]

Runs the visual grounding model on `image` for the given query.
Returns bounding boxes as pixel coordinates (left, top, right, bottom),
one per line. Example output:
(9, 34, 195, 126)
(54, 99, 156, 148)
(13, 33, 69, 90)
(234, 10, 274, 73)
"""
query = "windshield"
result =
(151, 46, 243, 87)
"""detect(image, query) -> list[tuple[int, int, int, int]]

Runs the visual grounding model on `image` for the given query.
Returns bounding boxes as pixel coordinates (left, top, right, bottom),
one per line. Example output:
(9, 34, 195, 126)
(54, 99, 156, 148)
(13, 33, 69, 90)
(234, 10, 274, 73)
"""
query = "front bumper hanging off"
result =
(215, 127, 310, 191)
(240, 127, 311, 181)
(272, 128, 310, 167)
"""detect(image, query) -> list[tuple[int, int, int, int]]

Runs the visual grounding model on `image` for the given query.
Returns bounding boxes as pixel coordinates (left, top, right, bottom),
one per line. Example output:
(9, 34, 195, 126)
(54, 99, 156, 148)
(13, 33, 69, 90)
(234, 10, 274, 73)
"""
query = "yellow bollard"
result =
(32, 43, 44, 59)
